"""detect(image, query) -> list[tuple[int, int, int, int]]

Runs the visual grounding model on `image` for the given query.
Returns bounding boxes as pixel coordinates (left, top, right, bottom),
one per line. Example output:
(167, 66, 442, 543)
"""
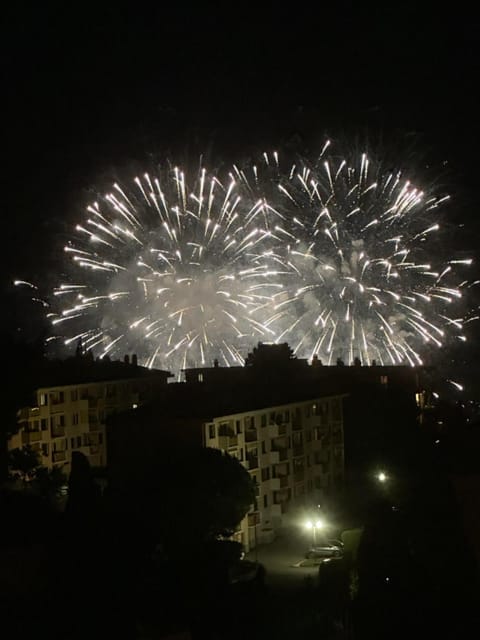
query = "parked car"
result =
(305, 540, 344, 559)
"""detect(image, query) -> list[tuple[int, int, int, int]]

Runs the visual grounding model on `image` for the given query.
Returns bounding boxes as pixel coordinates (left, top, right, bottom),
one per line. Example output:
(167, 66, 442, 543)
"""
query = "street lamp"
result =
(305, 518, 325, 545)
(376, 471, 388, 483)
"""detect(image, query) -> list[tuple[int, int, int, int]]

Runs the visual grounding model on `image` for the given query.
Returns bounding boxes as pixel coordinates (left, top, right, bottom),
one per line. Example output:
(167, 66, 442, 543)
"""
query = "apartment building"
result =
(204, 394, 346, 551)
(8, 359, 172, 478)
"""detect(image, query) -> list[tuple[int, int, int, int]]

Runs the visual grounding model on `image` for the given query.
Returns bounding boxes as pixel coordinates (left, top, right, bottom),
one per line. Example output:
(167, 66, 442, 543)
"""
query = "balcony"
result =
(266, 477, 280, 491)
(270, 504, 282, 518)
(271, 447, 288, 461)
(246, 456, 258, 470)
(51, 427, 65, 438)
(17, 408, 36, 420)
(294, 471, 305, 483)
(279, 475, 289, 488)
(21, 431, 42, 444)
(218, 433, 238, 449)
(244, 429, 258, 443)
(292, 419, 302, 431)
(52, 451, 66, 463)
(268, 423, 287, 438)
(260, 451, 279, 467)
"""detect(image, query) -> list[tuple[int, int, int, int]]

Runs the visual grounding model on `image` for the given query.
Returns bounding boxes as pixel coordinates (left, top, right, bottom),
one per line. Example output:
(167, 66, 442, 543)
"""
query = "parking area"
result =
(245, 526, 326, 590)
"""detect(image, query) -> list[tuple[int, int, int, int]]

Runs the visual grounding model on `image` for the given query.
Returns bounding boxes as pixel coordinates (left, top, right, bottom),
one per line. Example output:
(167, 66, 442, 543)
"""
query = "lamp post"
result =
(305, 518, 325, 545)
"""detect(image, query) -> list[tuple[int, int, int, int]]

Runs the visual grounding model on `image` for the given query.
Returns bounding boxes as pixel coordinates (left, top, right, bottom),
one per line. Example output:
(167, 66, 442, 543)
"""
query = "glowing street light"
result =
(305, 518, 325, 544)
(377, 472, 387, 483)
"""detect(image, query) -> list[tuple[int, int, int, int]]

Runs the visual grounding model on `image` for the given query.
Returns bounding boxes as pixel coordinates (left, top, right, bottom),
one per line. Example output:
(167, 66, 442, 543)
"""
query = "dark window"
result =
(261, 467, 270, 482)
(261, 440, 267, 454)
(263, 494, 268, 508)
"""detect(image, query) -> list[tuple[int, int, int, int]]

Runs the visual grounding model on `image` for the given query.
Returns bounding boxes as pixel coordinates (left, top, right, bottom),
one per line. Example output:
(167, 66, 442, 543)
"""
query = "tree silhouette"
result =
(8, 445, 40, 482)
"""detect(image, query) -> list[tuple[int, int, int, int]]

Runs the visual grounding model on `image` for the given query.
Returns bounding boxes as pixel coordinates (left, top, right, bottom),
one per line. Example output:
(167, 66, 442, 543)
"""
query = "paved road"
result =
(243, 526, 351, 639)
(245, 525, 323, 590)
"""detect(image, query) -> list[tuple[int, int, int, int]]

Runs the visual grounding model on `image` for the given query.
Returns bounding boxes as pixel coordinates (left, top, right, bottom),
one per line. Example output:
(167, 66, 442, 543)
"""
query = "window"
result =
(99, 433, 103, 444)
(261, 467, 270, 482)
(269, 412, 275, 423)
(76, 436, 82, 447)
(245, 415, 255, 429)
(305, 405, 311, 418)
(71, 389, 78, 402)
(306, 430, 312, 442)
(58, 415, 65, 427)
(239, 448, 244, 461)
(209, 424, 216, 439)
(40, 393, 48, 406)
(41, 444, 49, 456)
(41, 419, 47, 431)
(285, 410, 290, 421)
(236, 420, 242, 434)
(198, 373, 203, 382)
(71, 438, 75, 448)
(380, 375, 388, 386)
(261, 414, 267, 427)
(72, 413, 79, 426)
(261, 441, 267, 454)
(263, 494, 268, 508)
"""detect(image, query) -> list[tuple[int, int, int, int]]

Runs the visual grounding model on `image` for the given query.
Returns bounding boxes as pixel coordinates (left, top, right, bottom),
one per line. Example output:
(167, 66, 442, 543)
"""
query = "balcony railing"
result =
(279, 475, 289, 488)
(246, 456, 258, 470)
(51, 427, 65, 438)
(268, 423, 287, 438)
(244, 429, 258, 443)
(271, 447, 288, 461)
(293, 471, 304, 483)
(260, 451, 279, 467)
(53, 451, 66, 462)
(218, 433, 238, 449)
(21, 431, 42, 444)
(267, 477, 280, 491)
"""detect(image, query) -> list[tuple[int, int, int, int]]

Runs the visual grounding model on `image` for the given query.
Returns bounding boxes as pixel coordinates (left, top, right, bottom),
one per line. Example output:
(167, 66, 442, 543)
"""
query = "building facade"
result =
(8, 372, 170, 478)
(203, 394, 346, 551)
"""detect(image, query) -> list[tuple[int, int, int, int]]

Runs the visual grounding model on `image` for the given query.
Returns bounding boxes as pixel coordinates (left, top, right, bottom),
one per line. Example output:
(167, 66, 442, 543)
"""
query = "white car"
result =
(305, 540, 343, 559)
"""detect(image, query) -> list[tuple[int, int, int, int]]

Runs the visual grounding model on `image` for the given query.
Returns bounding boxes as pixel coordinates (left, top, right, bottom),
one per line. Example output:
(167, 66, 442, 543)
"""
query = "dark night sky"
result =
(2, 2, 480, 371)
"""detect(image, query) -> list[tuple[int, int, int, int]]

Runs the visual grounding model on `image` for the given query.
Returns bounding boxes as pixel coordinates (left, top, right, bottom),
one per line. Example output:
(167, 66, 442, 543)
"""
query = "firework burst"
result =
(16, 142, 476, 375)
(242, 142, 474, 366)
(44, 164, 288, 372)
